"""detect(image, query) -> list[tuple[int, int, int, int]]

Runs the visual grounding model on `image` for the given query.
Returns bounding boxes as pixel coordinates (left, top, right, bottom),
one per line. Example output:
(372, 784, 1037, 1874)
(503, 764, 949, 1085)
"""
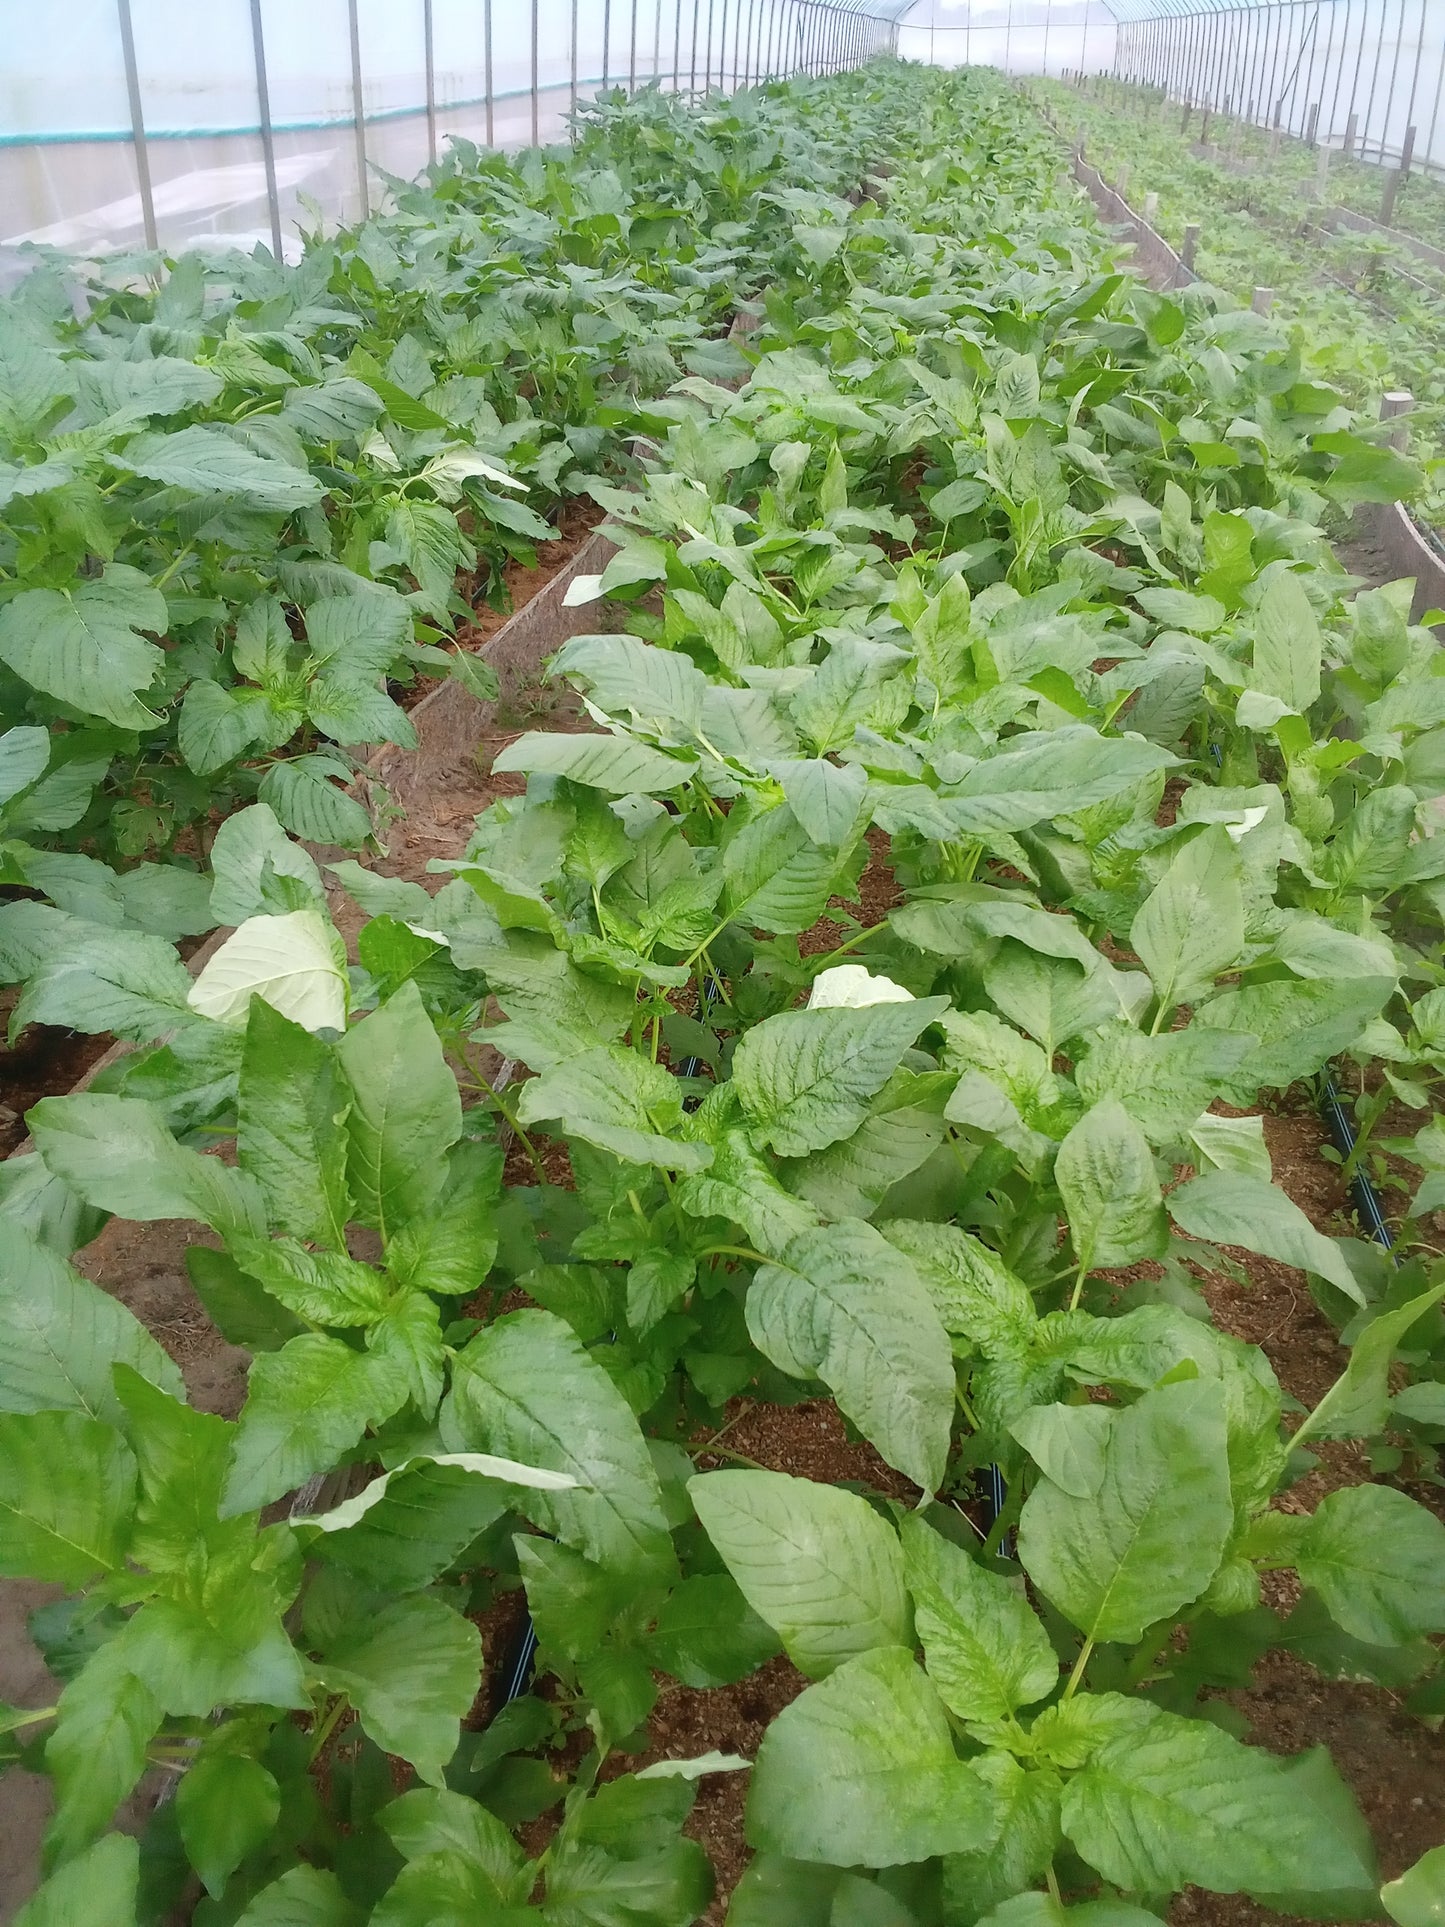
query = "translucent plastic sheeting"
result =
(0, 0, 900, 261)
(1112, 0, 1445, 176)
(895, 0, 1119, 76)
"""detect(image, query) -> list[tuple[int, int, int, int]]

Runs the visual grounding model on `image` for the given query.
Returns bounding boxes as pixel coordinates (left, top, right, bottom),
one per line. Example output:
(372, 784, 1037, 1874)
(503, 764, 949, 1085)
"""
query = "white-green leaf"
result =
(116, 424, 323, 511)
(900, 1513, 1058, 1720)
(0, 569, 165, 729)
(492, 730, 697, 794)
(189, 910, 348, 1033)
(1250, 568, 1322, 714)
(1130, 825, 1245, 1013)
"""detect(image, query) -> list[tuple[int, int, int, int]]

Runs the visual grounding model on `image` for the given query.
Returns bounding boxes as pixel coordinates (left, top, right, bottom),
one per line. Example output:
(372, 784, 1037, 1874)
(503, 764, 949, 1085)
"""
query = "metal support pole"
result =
(423, 0, 437, 165)
(603, 0, 612, 88)
(571, 0, 579, 110)
(485, 0, 494, 144)
(248, 0, 283, 259)
(1402, 0, 1428, 163)
(731, 0, 744, 85)
(347, 0, 369, 217)
(115, 0, 158, 252)
(531, 0, 540, 145)
(653, 0, 663, 80)
(630, 0, 639, 90)
(674, 0, 685, 88)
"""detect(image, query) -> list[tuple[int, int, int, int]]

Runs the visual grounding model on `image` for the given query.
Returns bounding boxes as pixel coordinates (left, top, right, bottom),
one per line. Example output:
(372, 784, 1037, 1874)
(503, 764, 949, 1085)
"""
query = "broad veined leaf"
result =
(231, 1865, 358, 1925)
(492, 730, 698, 794)
(188, 910, 348, 1032)
(238, 998, 352, 1246)
(377, 1786, 528, 1907)
(258, 755, 372, 846)
(516, 1043, 711, 1172)
(733, 997, 948, 1156)
(1168, 1171, 1363, 1304)
(775, 757, 869, 847)
(1192, 976, 1395, 1102)
(552, 632, 709, 739)
(747, 1646, 998, 1867)
(1018, 1378, 1232, 1643)
(1295, 1484, 1445, 1644)
(0, 725, 48, 805)
(1383, 1846, 1445, 1927)
(443, 1308, 676, 1576)
(29, 1094, 265, 1239)
(337, 980, 463, 1240)
(11, 924, 198, 1045)
(316, 1594, 481, 1787)
(941, 729, 1174, 834)
(900, 1513, 1058, 1720)
(44, 1642, 161, 1865)
(1130, 825, 1245, 1014)
(13, 1835, 140, 1927)
(208, 803, 326, 925)
(384, 1137, 502, 1297)
(116, 423, 324, 511)
(0, 1226, 184, 1422)
(1250, 567, 1322, 714)
(1297, 1282, 1445, 1443)
(746, 1219, 955, 1491)
(688, 1469, 910, 1677)
(0, 568, 166, 729)
(722, 804, 850, 935)
(222, 1333, 409, 1515)
(1074, 1024, 1258, 1144)
(176, 1752, 280, 1899)
(0, 1410, 135, 1583)
(1061, 1695, 1376, 1896)
(881, 1219, 1038, 1352)
(1055, 1099, 1167, 1272)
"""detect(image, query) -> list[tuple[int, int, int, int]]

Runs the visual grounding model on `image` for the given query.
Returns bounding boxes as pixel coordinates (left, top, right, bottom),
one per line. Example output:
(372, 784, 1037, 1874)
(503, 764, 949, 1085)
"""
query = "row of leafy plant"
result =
(5, 56, 1445, 1927)
(0, 71, 889, 933)
(1033, 76, 1445, 532)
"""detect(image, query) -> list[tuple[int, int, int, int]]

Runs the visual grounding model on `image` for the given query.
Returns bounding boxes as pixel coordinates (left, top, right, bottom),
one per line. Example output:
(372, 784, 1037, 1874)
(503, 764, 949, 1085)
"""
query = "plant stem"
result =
(466, 1053, 547, 1183)
(1062, 1636, 1095, 1701)
(807, 920, 887, 973)
(1068, 1260, 1089, 1311)
(307, 1695, 349, 1765)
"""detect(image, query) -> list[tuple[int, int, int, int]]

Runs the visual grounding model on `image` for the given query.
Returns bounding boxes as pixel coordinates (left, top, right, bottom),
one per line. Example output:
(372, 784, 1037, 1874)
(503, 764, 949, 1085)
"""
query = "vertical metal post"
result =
(423, 0, 437, 165)
(531, 0, 540, 145)
(1402, 0, 1429, 144)
(1375, 0, 1409, 161)
(570, 0, 579, 110)
(485, 0, 494, 144)
(690, 0, 701, 90)
(731, 0, 744, 85)
(347, 0, 369, 217)
(653, 0, 664, 80)
(1326, 0, 1354, 140)
(1423, 3, 1445, 176)
(704, 0, 716, 86)
(603, 0, 612, 88)
(1381, 120, 1415, 216)
(1357, 0, 1390, 161)
(248, 0, 283, 259)
(674, 0, 685, 87)
(630, 0, 639, 89)
(717, 0, 730, 85)
(115, 0, 158, 251)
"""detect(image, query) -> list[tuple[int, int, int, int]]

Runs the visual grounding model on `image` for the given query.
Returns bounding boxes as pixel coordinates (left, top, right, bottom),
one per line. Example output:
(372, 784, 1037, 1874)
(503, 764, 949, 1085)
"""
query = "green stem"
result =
(1067, 1260, 1089, 1312)
(807, 919, 888, 974)
(1062, 1636, 1095, 1701)
(698, 1244, 771, 1267)
(153, 544, 195, 591)
(307, 1695, 349, 1766)
(467, 1054, 547, 1183)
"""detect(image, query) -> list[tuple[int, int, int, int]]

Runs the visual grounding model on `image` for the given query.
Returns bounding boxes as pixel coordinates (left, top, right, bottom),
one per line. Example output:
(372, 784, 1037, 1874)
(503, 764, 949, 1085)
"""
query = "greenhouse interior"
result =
(6, 0, 1445, 1921)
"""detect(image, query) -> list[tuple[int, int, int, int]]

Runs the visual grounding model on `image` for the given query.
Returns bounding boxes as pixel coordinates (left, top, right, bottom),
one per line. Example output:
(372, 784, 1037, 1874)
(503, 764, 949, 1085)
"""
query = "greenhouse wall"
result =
(896, 0, 1118, 76)
(1112, 0, 1445, 177)
(0, 0, 894, 261)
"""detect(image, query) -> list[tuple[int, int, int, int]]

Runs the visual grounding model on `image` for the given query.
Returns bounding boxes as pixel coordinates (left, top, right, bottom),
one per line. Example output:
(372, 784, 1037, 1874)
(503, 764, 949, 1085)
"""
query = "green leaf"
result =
(900, 1514, 1057, 1720)
(644, 1573, 782, 1687)
(229, 1236, 392, 1328)
(209, 803, 326, 925)
(0, 725, 48, 806)
(747, 1219, 954, 1491)
(177, 1752, 280, 1898)
(443, 1308, 675, 1576)
(493, 730, 697, 794)
(881, 1219, 1037, 1351)
(1193, 976, 1395, 1101)
(337, 980, 463, 1241)
(1296, 1484, 1445, 1644)
(723, 805, 849, 935)
(316, 1594, 481, 1787)
(12, 925, 198, 1044)
(259, 755, 372, 846)
(775, 758, 869, 847)
(1297, 1281, 1445, 1443)
(1169, 1170, 1363, 1303)
(44, 1644, 160, 1863)
(1251, 568, 1322, 713)
(689, 1469, 910, 1678)
(1018, 1379, 1233, 1643)
(1061, 1695, 1376, 1896)
(116, 423, 323, 510)
(30, 1094, 265, 1239)
(178, 679, 273, 776)
(1055, 1099, 1167, 1272)
(14, 1835, 139, 1927)
(517, 1044, 711, 1173)
(942, 1754, 1063, 1924)
(747, 1646, 997, 1867)
(385, 1138, 502, 1297)
(233, 1865, 360, 1925)
(0, 1226, 184, 1422)
(1384, 1846, 1445, 1927)
(222, 1333, 408, 1515)
(1130, 825, 1245, 1013)
(238, 998, 352, 1246)
(0, 1410, 134, 1583)
(943, 729, 1174, 835)
(0, 568, 165, 729)
(733, 999, 947, 1156)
